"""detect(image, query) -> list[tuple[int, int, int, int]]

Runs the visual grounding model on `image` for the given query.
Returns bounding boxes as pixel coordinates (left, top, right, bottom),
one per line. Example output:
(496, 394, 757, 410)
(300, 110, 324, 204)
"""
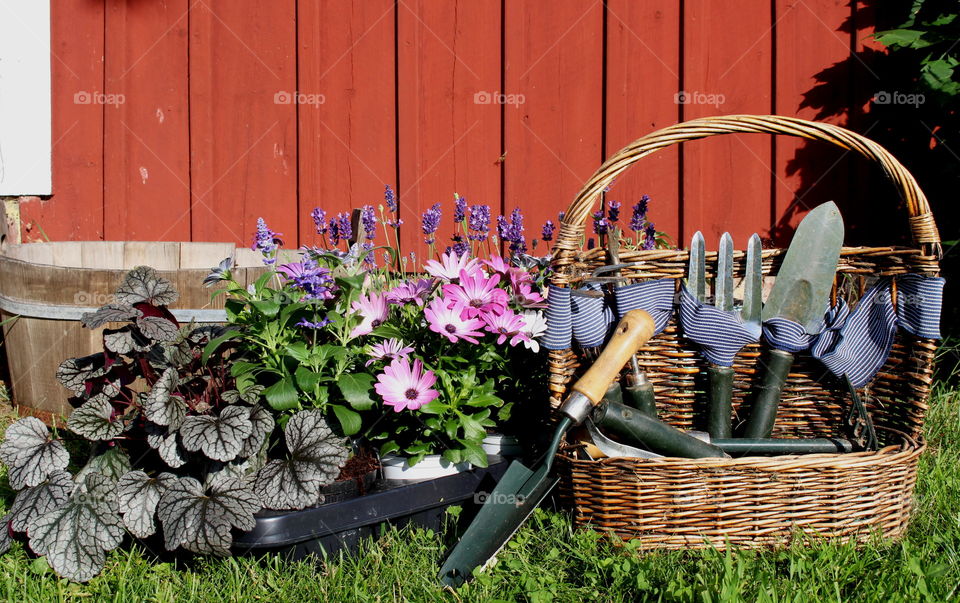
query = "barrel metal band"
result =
(0, 294, 228, 323)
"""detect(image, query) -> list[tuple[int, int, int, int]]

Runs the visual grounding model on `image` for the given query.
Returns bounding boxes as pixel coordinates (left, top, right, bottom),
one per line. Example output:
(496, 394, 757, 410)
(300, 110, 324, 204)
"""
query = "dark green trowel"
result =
(439, 309, 656, 587)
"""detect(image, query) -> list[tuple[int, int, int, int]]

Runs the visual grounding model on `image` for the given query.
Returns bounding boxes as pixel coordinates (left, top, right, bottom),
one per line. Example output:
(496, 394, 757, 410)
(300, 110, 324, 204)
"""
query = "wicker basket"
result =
(549, 114, 941, 549)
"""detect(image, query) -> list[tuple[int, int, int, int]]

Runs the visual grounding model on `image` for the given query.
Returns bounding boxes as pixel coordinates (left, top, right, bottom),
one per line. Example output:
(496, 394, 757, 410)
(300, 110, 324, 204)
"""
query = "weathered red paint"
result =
(35, 2, 873, 249)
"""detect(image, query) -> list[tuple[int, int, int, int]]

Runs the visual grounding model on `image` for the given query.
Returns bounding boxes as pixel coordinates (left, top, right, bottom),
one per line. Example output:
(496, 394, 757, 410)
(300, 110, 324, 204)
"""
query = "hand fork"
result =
(689, 232, 762, 438)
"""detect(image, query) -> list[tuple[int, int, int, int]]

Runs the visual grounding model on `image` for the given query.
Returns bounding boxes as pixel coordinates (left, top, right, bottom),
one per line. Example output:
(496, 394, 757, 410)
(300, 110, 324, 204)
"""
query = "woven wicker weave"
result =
(550, 115, 939, 549)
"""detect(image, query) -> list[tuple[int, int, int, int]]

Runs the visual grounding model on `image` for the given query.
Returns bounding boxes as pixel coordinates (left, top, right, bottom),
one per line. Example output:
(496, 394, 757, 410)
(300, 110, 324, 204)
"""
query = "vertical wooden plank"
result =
(103, 0, 191, 241)
(504, 0, 604, 251)
(397, 0, 502, 262)
(20, 1, 105, 241)
(605, 1, 682, 246)
(682, 1, 773, 246)
(297, 0, 396, 251)
(189, 2, 298, 246)
(772, 0, 853, 246)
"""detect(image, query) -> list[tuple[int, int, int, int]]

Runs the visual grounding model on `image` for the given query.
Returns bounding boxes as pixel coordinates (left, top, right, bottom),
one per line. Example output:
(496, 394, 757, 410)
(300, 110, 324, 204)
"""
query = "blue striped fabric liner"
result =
(571, 283, 614, 348)
(543, 285, 572, 350)
(614, 279, 678, 336)
(897, 274, 944, 339)
(678, 285, 759, 367)
(812, 283, 896, 387)
(762, 317, 822, 353)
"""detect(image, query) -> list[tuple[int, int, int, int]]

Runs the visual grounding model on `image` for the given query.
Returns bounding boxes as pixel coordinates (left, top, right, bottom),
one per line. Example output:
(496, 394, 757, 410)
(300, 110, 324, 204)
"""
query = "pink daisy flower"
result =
(349, 292, 389, 338)
(481, 308, 530, 347)
(442, 270, 509, 319)
(365, 338, 415, 366)
(386, 278, 434, 307)
(508, 267, 534, 290)
(482, 255, 511, 276)
(424, 297, 485, 344)
(513, 282, 546, 308)
(424, 251, 481, 282)
(374, 357, 440, 412)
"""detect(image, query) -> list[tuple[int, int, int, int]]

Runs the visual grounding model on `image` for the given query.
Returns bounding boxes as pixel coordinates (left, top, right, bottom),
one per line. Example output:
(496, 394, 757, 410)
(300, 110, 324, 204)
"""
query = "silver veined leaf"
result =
(162, 339, 193, 367)
(75, 447, 132, 484)
(8, 471, 73, 533)
(254, 410, 349, 510)
(80, 303, 140, 329)
(137, 316, 181, 343)
(156, 477, 259, 556)
(205, 456, 263, 491)
(158, 432, 187, 469)
(239, 405, 273, 458)
(56, 354, 107, 396)
(27, 473, 124, 582)
(115, 266, 179, 307)
(0, 515, 10, 555)
(67, 399, 124, 441)
(220, 390, 241, 404)
(103, 327, 152, 355)
(179, 406, 252, 462)
(142, 368, 184, 429)
(0, 418, 70, 490)
(117, 471, 176, 539)
(239, 385, 265, 405)
(188, 325, 227, 345)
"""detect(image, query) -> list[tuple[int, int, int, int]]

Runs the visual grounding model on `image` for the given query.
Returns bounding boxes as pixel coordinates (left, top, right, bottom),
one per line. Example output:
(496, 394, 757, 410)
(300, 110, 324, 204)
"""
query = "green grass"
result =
(2, 388, 960, 602)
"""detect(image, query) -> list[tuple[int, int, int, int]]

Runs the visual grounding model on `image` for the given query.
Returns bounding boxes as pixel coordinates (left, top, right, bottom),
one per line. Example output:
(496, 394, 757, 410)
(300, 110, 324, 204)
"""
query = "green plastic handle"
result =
(602, 382, 624, 407)
(707, 365, 734, 438)
(593, 401, 728, 459)
(743, 349, 795, 438)
(625, 382, 657, 417)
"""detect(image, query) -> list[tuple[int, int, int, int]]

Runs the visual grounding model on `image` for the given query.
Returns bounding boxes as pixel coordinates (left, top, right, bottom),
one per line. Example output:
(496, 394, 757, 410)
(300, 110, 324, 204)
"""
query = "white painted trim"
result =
(0, 1, 52, 195)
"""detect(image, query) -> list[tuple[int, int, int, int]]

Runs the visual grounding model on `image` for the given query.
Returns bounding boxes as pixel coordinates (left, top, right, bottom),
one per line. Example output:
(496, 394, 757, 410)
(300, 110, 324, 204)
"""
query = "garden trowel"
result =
(743, 201, 844, 438)
(439, 309, 656, 588)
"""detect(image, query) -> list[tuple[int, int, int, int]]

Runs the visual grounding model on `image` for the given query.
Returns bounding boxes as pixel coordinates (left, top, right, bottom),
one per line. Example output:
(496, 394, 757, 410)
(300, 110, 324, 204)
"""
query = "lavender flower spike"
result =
(607, 200, 621, 224)
(311, 208, 327, 235)
(454, 194, 466, 223)
(592, 211, 608, 235)
(361, 205, 377, 241)
(643, 221, 657, 250)
(468, 204, 491, 241)
(252, 217, 282, 264)
(384, 184, 403, 228)
(630, 195, 650, 232)
(541, 220, 555, 242)
(421, 203, 441, 245)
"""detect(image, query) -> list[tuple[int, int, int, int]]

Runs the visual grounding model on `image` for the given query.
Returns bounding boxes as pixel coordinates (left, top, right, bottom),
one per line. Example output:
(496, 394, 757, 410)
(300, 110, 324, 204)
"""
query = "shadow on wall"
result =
(775, 0, 958, 252)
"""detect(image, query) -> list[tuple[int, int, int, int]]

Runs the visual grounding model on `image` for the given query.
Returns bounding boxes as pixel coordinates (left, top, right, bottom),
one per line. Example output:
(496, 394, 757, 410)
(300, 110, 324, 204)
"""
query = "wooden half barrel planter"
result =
(0, 241, 508, 559)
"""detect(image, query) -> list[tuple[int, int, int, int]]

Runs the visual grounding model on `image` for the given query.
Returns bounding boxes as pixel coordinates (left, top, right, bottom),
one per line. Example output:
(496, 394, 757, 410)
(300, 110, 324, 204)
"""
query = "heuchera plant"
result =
(0, 267, 349, 582)
(210, 188, 550, 468)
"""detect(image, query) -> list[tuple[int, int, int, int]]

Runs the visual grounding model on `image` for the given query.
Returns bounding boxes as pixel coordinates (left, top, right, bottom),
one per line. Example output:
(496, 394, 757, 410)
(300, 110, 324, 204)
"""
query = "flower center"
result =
(404, 388, 419, 400)
(372, 319, 383, 328)
(470, 298, 483, 307)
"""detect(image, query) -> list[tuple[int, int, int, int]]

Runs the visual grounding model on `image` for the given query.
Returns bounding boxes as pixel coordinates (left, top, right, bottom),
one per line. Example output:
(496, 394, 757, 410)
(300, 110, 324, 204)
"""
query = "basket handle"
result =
(554, 114, 941, 259)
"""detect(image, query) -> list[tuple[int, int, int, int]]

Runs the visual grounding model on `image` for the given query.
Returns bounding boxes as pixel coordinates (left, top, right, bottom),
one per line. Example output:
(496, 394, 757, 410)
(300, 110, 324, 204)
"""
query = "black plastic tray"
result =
(233, 459, 509, 560)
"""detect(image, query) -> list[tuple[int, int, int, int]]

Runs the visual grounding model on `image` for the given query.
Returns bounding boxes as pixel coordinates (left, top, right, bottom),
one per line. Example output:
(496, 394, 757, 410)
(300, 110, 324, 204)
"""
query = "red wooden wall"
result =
(22, 1, 882, 253)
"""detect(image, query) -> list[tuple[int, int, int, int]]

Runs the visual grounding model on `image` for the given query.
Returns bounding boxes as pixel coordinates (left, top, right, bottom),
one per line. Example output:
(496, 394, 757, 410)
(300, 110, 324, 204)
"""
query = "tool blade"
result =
(716, 232, 734, 311)
(688, 231, 706, 303)
(760, 202, 844, 333)
(742, 233, 763, 334)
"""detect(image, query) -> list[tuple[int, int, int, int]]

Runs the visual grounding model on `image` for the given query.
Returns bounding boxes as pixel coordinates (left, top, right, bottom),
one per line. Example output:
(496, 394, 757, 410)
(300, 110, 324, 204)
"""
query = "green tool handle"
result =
(743, 349, 795, 438)
(593, 401, 728, 459)
(625, 382, 657, 417)
(603, 382, 624, 407)
(712, 437, 853, 456)
(707, 365, 734, 438)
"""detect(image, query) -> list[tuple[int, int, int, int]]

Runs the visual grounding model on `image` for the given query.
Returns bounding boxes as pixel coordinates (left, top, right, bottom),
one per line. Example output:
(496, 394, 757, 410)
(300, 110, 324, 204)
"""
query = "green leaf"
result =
(252, 270, 274, 295)
(370, 323, 403, 339)
(230, 361, 259, 377)
(335, 274, 366, 292)
(285, 342, 311, 363)
(459, 414, 486, 440)
(337, 373, 376, 411)
(418, 400, 444, 415)
(330, 405, 362, 436)
(461, 440, 488, 468)
(295, 366, 324, 392)
(874, 28, 926, 47)
(201, 329, 240, 364)
(250, 298, 281, 318)
(263, 376, 300, 411)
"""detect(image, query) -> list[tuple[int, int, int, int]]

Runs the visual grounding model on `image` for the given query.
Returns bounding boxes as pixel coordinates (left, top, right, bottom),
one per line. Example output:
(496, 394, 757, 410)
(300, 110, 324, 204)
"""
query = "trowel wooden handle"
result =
(572, 310, 655, 405)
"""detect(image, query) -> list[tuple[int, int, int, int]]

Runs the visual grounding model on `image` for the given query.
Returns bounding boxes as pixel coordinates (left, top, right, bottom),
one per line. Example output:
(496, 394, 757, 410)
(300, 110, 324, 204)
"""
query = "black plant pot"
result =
(233, 459, 510, 560)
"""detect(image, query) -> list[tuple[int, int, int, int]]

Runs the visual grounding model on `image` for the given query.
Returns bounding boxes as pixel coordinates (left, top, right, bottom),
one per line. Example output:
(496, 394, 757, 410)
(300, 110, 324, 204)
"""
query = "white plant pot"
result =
(482, 433, 523, 460)
(380, 454, 472, 480)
